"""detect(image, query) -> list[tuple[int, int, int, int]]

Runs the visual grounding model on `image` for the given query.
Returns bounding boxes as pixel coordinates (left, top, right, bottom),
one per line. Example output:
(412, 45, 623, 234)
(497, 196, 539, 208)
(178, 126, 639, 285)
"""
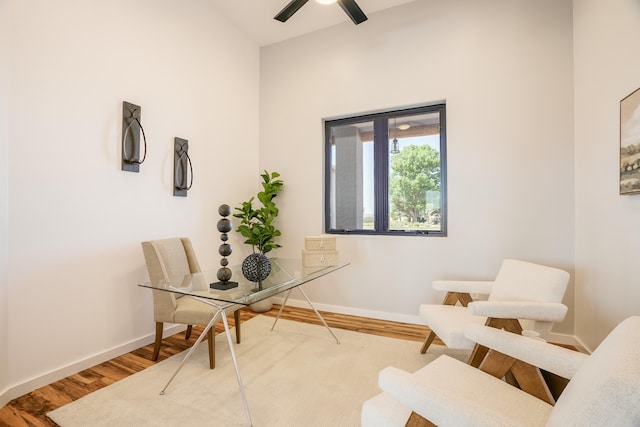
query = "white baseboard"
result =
(271, 296, 425, 325)
(273, 297, 586, 351)
(0, 386, 10, 409)
(572, 335, 592, 354)
(0, 324, 186, 407)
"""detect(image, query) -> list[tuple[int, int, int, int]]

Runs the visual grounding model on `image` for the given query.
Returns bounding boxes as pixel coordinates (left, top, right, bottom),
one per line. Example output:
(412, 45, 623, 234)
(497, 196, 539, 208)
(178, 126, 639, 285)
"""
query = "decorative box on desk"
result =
(302, 235, 339, 267)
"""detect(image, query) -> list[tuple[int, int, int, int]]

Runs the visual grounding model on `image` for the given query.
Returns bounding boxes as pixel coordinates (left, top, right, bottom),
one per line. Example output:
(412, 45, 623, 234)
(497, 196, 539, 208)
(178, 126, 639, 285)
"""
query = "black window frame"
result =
(324, 103, 447, 237)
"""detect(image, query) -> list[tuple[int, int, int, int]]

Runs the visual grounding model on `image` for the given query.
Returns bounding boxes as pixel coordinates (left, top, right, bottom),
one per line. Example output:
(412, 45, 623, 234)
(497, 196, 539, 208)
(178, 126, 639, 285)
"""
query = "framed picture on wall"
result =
(620, 87, 640, 195)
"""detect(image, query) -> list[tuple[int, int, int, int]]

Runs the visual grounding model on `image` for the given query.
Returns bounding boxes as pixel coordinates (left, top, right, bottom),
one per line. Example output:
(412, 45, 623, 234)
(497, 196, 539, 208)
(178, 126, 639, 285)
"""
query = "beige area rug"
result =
(48, 315, 470, 427)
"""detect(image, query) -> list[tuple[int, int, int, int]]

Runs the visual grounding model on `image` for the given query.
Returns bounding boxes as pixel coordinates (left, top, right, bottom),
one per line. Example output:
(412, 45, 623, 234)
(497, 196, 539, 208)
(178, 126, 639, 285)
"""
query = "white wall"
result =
(2, 0, 260, 401)
(260, 0, 575, 328)
(11, 0, 634, 405)
(573, 0, 640, 351)
(0, 0, 10, 407)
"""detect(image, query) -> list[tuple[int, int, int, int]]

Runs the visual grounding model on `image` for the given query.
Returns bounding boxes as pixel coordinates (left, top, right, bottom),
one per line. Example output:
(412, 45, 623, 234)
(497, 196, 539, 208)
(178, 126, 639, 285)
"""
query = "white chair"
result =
(362, 316, 640, 427)
(141, 237, 242, 369)
(419, 259, 570, 366)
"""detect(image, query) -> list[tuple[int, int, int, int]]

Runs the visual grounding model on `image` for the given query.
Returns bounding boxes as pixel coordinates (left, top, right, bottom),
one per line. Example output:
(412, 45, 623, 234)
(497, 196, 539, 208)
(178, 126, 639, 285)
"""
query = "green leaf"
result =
(232, 171, 284, 254)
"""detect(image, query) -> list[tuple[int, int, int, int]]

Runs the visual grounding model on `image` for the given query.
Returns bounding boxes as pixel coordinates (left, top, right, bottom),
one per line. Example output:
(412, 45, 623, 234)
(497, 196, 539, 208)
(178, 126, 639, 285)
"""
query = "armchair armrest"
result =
(467, 301, 568, 322)
(432, 280, 493, 294)
(377, 356, 553, 427)
(377, 365, 491, 426)
(465, 324, 588, 379)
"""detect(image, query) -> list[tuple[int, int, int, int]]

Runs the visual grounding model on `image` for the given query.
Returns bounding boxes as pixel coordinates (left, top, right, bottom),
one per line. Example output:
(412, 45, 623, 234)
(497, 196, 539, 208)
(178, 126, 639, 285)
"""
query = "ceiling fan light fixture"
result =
(274, 0, 367, 25)
(398, 124, 410, 131)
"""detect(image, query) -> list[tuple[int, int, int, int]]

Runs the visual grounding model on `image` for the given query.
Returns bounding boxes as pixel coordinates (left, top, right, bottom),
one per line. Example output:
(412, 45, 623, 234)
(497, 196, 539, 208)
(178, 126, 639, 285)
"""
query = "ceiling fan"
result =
(274, 0, 368, 25)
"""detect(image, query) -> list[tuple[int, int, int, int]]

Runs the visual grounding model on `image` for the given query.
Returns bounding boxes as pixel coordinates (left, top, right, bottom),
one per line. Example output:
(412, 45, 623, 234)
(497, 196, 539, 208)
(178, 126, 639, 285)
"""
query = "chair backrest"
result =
(488, 259, 569, 303)
(547, 316, 640, 426)
(141, 238, 202, 322)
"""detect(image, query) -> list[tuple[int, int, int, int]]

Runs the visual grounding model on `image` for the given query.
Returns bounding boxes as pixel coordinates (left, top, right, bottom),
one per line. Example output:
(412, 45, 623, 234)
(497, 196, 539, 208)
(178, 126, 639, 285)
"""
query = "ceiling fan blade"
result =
(274, 0, 310, 22)
(337, 0, 368, 25)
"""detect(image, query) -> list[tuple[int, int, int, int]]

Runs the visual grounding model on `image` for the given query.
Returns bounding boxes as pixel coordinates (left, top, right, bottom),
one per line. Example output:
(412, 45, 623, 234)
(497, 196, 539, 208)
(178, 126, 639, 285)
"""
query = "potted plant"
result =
(233, 170, 284, 293)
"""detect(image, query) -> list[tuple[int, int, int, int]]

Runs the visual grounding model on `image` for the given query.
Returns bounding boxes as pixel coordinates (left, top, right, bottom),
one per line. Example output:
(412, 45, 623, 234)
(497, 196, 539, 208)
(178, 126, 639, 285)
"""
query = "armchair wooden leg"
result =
(207, 327, 215, 369)
(510, 360, 555, 404)
(486, 317, 523, 334)
(234, 310, 241, 344)
(442, 291, 473, 307)
(478, 348, 517, 377)
(152, 322, 163, 361)
(469, 317, 523, 367)
(478, 348, 555, 405)
(468, 343, 490, 367)
(405, 411, 436, 427)
(420, 331, 437, 354)
(185, 325, 193, 340)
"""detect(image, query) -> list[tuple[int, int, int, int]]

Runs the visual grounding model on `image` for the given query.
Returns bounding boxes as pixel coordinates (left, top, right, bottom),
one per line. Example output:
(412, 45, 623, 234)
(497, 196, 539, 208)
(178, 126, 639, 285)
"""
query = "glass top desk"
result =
(139, 258, 349, 426)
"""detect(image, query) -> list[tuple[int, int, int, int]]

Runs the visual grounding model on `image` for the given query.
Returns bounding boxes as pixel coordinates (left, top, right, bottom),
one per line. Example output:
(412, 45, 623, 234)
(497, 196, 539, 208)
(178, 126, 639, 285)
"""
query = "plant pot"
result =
(250, 297, 274, 313)
(241, 253, 272, 289)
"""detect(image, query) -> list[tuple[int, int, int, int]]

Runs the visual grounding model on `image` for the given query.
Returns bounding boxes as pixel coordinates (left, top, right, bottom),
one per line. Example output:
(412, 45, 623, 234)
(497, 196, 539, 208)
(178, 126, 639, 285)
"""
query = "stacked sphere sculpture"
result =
(209, 204, 238, 289)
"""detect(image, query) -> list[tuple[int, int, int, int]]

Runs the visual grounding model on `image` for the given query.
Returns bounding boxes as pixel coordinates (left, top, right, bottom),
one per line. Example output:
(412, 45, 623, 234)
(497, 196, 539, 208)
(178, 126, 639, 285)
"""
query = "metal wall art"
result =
(173, 137, 193, 197)
(121, 101, 147, 172)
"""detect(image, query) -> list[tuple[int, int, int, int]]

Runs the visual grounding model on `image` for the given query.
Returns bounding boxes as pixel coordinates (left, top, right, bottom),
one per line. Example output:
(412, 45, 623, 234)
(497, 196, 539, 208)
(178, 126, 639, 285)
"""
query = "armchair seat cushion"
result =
(419, 305, 486, 350)
(367, 355, 553, 427)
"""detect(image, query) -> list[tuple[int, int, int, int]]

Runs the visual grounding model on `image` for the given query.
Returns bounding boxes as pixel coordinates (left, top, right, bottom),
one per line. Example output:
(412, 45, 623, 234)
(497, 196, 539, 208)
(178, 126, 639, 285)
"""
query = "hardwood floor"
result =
(0, 305, 434, 427)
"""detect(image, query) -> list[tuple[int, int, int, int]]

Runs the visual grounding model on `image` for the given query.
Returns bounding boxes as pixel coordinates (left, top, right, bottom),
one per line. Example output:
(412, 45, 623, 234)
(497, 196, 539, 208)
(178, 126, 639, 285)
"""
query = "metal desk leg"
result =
(297, 287, 340, 344)
(271, 289, 293, 331)
(221, 310, 253, 426)
(271, 286, 340, 345)
(160, 309, 221, 394)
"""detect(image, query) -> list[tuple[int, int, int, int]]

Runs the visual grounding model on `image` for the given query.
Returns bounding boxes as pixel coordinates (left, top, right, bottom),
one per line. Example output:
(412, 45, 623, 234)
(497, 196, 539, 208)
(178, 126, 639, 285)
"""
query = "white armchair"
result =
(362, 316, 640, 427)
(419, 259, 570, 367)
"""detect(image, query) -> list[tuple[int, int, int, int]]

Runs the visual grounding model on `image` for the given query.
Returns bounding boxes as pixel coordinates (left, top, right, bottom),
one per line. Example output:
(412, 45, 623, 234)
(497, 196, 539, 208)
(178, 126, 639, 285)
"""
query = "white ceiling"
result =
(209, 0, 417, 46)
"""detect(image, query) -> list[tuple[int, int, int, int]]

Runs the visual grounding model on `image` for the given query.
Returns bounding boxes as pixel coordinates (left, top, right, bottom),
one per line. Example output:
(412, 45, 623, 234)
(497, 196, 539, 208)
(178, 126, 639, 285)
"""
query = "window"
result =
(325, 104, 447, 236)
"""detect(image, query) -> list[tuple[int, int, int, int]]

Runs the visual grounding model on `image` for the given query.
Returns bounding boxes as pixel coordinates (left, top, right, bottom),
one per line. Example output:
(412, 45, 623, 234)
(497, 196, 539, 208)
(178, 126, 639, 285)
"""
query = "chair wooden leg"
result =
(486, 317, 523, 334)
(478, 349, 555, 405)
(420, 331, 437, 354)
(152, 322, 163, 361)
(207, 327, 215, 369)
(511, 360, 555, 404)
(468, 343, 490, 367)
(457, 292, 473, 307)
(478, 348, 517, 378)
(405, 411, 436, 427)
(442, 291, 473, 307)
(234, 310, 241, 344)
(469, 317, 523, 367)
(185, 325, 193, 340)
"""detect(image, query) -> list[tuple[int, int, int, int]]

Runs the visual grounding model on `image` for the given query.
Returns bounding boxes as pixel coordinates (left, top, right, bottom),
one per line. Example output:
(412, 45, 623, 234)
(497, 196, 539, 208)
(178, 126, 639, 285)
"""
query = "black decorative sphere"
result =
(218, 204, 231, 217)
(221, 233, 228, 241)
(217, 218, 232, 233)
(217, 267, 232, 282)
(241, 253, 271, 283)
(220, 258, 229, 267)
(219, 243, 232, 257)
